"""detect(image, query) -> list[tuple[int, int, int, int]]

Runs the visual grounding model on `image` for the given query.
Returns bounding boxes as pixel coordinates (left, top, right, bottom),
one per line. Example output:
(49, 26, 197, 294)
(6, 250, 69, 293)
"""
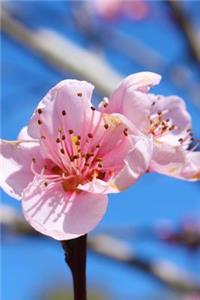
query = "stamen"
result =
(62, 110, 66, 116)
(73, 155, 79, 160)
(77, 92, 82, 97)
(169, 125, 175, 131)
(178, 138, 184, 144)
(88, 133, 93, 138)
(60, 148, 65, 154)
(104, 124, 109, 129)
(37, 108, 42, 114)
(70, 155, 74, 162)
(123, 128, 128, 136)
(57, 129, 75, 174)
(38, 120, 42, 125)
(97, 170, 106, 180)
(80, 111, 105, 169)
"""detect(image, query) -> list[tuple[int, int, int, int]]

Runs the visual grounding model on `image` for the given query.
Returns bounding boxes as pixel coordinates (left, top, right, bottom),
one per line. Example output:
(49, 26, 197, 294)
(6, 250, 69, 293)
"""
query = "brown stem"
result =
(61, 235, 87, 300)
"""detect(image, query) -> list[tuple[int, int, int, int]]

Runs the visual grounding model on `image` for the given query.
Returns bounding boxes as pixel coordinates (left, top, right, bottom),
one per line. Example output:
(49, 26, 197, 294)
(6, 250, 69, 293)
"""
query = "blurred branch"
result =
(71, 3, 166, 70)
(72, 2, 200, 109)
(167, 0, 200, 65)
(1, 205, 200, 295)
(1, 8, 200, 111)
(1, 9, 121, 95)
(89, 235, 200, 294)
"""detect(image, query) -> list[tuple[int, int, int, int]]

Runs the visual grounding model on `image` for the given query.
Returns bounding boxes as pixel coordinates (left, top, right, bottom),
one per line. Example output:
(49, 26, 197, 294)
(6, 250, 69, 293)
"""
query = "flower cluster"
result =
(92, 0, 149, 21)
(1, 72, 199, 240)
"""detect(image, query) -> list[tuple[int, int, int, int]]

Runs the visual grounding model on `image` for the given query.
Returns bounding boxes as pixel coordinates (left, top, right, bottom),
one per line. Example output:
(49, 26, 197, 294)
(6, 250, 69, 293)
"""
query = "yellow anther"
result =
(103, 114, 122, 128)
(71, 135, 80, 154)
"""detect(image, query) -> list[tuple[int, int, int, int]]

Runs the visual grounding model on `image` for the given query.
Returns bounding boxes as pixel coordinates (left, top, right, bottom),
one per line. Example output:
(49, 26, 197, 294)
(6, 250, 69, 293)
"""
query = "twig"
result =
(61, 236, 87, 300)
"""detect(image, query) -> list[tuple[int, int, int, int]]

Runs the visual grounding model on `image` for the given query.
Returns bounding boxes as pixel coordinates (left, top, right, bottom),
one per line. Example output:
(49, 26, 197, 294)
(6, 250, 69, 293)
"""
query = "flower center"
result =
(62, 176, 80, 192)
(33, 105, 128, 192)
(148, 108, 178, 138)
(148, 101, 195, 148)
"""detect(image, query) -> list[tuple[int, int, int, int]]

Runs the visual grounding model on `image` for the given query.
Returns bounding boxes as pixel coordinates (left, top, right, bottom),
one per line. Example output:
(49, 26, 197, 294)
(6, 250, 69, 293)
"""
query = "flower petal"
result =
(151, 141, 185, 166)
(100, 72, 161, 131)
(150, 142, 200, 181)
(17, 126, 32, 140)
(0, 139, 43, 200)
(111, 134, 153, 191)
(110, 71, 161, 95)
(22, 179, 108, 240)
(98, 112, 137, 157)
(28, 80, 94, 139)
(78, 178, 119, 194)
(27, 80, 95, 167)
(180, 151, 200, 180)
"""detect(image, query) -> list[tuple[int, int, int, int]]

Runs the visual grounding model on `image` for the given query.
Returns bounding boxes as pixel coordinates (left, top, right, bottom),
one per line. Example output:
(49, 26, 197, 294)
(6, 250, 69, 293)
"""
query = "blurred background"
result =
(1, 1, 200, 300)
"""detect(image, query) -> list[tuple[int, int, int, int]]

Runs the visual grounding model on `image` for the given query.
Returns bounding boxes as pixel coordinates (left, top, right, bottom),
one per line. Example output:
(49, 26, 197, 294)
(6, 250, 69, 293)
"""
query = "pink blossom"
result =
(92, 0, 149, 21)
(100, 72, 200, 181)
(0, 80, 152, 240)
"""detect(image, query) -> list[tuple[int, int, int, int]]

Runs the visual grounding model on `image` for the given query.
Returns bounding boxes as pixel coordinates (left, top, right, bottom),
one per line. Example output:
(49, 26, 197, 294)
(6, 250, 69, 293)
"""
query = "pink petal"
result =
(78, 178, 119, 194)
(150, 142, 200, 181)
(151, 142, 185, 166)
(22, 179, 108, 240)
(94, 0, 121, 19)
(28, 80, 94, 139)
(180, 151, 200, 180)
(27, 80, 95, 166)
(17, 126, 32, 140)
(111, 134, 153, 191)
(0, 140, 43, 200)
(101, 72, 161, 131)
(101, 134, 132, 172)
(111, 72, 161, 94)
(97, 113, 137, 157)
